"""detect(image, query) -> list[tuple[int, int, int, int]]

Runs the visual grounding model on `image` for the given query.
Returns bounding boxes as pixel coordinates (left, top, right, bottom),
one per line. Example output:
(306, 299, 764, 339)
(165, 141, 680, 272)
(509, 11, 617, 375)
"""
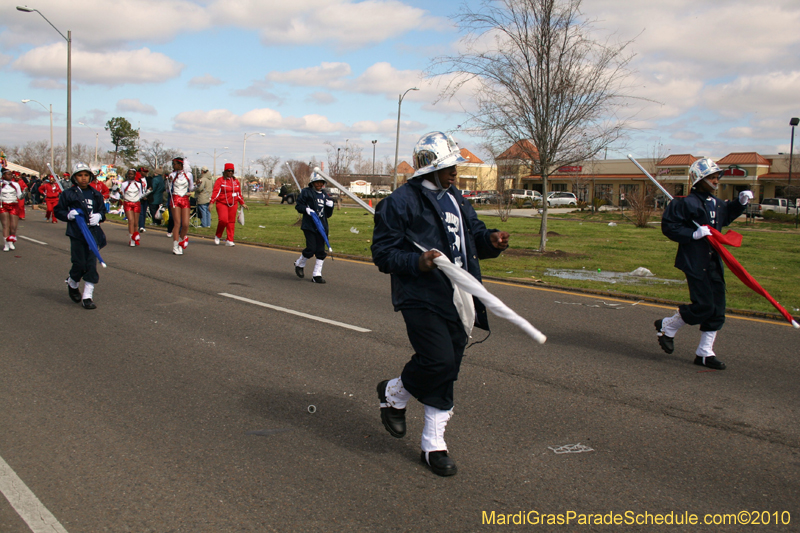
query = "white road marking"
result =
(18, 236, 48, 245)
(219, 293, 371, 332)
(0, 455, 68, 533)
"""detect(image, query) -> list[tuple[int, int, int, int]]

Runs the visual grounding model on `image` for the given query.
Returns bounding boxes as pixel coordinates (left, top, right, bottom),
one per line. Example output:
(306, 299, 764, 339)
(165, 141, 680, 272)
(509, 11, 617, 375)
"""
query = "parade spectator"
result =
(13, 172, 27, 220)
(211, 163, 247, 246)
(195, 166, 213, 228)
(137, 167, 151, 233)
(28, 175, 42, 208)
(147, 169, 165, 226)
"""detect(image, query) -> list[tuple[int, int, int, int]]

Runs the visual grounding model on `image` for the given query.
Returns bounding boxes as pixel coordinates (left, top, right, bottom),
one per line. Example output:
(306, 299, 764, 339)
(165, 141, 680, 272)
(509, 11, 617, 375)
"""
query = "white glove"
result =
(692, 225, 712, 240)
(739, 190, 754, 205)
(67, 209, 79, 220)
(305, 207, 314, 216)
(89, 213, 102, 226)
(325, 200, 334, 207)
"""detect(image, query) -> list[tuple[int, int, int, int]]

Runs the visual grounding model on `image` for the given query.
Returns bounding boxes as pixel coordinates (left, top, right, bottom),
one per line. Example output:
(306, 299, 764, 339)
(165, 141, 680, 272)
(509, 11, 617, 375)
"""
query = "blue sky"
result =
(2, 0, 800, 174)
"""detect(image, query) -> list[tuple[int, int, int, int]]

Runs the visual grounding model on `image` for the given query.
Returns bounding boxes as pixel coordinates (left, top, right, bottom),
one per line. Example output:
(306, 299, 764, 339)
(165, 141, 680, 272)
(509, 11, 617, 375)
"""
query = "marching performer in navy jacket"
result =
(656, 158, 751, 369)
(293, 172, 334, 283)
(372, 131, 509, 476)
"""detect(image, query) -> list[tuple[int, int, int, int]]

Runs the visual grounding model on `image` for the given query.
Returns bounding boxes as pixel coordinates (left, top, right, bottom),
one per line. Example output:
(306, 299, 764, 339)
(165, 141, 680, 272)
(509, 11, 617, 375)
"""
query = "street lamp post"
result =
(22, 99, 53, 172)
(242, 132, 265, 197)
(393, 87, 418, 191)
(78, 122, 99, 167)
(789, 118, 799, 187)
(17, 6, 71, 172)
(197, 148, 230, 177)
(372, 140, 377, 175)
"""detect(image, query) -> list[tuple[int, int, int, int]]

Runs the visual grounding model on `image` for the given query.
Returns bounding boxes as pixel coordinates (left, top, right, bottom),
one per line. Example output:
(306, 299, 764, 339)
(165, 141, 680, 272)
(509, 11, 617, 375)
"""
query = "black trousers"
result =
(301, 229, 327, 260)
(400, 308, 468, 411)
(68, 236, 99, 285)
(679, 259, 726, 332)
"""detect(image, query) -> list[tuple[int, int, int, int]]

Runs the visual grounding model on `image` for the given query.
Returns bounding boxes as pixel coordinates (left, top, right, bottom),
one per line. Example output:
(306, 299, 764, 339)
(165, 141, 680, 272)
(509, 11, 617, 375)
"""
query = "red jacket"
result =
(212, 177, 245, 206)
(91, 180, 110, 200)
(39, 182, 62, 200)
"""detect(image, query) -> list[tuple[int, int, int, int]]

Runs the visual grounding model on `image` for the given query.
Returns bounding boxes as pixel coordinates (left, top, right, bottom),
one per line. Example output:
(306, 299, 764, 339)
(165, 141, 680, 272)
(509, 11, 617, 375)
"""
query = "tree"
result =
(139, 139, 183, 172)
(430, 0, 637, 251)
(325, 141, 362, 177)
(255, 156, 281, 184)
(105, 117, 139, 165)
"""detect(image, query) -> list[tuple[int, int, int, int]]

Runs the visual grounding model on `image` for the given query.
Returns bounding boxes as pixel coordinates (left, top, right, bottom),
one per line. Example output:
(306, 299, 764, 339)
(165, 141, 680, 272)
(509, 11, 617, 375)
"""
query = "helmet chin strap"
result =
(432, 170, 448, 199)
(703, 177, 718, 191)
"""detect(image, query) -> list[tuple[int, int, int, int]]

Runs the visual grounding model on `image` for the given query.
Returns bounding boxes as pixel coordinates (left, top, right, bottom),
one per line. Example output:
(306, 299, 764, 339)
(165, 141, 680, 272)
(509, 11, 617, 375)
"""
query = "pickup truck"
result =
(757, 198, 799, 216)
(509, 189, 542, 201)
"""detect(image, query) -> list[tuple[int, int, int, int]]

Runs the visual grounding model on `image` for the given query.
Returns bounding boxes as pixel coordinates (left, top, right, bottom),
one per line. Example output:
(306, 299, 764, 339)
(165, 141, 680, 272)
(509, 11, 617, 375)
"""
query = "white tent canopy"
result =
(4, 162, 40, 177)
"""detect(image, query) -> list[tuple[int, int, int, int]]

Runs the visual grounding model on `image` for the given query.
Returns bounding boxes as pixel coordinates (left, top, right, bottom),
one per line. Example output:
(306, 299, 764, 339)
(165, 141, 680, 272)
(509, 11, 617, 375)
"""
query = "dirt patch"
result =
(503, 248, 587, 258)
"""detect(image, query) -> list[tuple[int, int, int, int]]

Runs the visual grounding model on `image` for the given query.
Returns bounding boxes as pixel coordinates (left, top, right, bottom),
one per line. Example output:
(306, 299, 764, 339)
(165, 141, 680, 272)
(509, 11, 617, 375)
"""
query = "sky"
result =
(2, 0, 800, 174)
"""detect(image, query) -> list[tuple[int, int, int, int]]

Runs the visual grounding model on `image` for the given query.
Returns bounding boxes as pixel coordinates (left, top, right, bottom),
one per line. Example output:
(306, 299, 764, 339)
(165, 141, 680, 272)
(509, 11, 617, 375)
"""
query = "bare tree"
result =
(255, 156, 281, 183)
(139, 139, 183, 172)
(430, 0, 637, 250)
(325, 141, 363, 177)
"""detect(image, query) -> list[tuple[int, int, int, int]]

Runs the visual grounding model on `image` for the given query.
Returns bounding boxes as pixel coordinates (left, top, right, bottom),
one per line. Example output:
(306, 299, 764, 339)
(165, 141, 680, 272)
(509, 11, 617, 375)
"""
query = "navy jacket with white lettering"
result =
(661, 188, 745, 278)
(371, 178, 502, 330)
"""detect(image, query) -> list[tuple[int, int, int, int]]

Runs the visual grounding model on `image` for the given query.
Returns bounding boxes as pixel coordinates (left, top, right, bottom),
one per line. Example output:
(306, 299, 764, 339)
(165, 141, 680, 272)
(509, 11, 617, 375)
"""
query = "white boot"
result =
(696, 330, 718, 358)
(294, 255, 308, 268)
(82, 282, 95, 301)
(3, 241, 9, 252)
(130, 235, 136, 246)
(173, 241, 183, 255)
(385, 377, 412, 410)
(421, 405, 453, 453)
(662, 311, 686, 337)
(312, 259, 324, 277)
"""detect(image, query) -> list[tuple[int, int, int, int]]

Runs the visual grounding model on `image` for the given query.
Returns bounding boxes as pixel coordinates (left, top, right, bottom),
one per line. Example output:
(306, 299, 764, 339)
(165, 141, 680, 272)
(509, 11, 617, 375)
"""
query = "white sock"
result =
(421, 405, 453, 453)
(696, 330, 717, 358)
(295, 255, 308, 268)
(82, 282, 95, 300)
(385, 377, 411, 409)
(67, 278, 79, 289)
(662, 312, 686, 337)
(312, 259, 324, 277)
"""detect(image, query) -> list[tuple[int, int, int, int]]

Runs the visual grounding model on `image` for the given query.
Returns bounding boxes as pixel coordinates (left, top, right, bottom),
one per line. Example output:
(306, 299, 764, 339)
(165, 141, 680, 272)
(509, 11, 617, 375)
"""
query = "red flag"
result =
(706, 227, 798, 328)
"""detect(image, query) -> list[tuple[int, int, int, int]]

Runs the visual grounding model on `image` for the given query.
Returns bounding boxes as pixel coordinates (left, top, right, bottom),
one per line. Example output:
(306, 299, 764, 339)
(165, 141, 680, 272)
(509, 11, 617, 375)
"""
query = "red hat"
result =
(63, 172, 70, 177)
(224, 163, 234, 171)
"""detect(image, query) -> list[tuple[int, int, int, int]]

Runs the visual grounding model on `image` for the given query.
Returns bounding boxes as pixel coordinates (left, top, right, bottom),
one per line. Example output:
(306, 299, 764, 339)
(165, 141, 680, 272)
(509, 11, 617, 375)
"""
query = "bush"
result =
(762, 210, 798, 223)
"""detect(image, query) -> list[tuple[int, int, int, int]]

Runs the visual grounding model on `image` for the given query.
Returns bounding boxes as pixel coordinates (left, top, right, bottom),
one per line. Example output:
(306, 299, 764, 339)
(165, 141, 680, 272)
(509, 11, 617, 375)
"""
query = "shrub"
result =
(762, 210, 798, 223)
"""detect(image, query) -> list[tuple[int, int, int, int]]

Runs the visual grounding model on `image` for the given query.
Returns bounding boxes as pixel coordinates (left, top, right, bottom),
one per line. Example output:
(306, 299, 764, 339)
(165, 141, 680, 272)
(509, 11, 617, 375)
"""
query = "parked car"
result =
(510, 189, 542, 201)
(547, 192, 578, 207)
(758, 198, 798, 216)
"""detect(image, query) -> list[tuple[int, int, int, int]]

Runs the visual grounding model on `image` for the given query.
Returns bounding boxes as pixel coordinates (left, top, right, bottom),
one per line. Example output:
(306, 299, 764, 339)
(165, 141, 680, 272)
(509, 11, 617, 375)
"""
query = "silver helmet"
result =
(689, 158, 723, 187)
(309, 171, 326, 184)
(70, 162, 95, 183)
(411, 131, 466, 179)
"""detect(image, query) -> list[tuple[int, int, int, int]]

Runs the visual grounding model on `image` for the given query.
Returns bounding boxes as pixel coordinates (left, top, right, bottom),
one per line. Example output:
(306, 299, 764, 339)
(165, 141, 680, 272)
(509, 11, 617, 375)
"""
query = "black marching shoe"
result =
(694, 356, 726, 370)
(377, 380, 406, 438)
(81, 298, 97, 310)
(67, 281, 82, 303)
(654, 319, 674, 354)
(312, 276, 326, 284)
(421, 451, 457, 477)
(294, 265, 304, 278)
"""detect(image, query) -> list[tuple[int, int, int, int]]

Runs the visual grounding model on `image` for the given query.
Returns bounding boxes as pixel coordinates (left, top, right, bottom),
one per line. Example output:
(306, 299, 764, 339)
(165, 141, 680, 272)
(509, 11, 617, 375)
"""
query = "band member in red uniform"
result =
(121, 169, 145, 246)
(167, 157, 193, 255)
(211, 163, 247, 246)
(39, 174, 63, 223)
(90, 174, 110, 212)
(13, 172, 27, 220)
(1, 168, 24, 251)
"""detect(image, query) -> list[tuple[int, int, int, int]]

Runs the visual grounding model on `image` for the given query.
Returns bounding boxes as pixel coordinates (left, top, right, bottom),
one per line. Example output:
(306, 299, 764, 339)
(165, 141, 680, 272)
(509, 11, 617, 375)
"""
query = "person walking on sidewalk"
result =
(655, 158, 751, 370)
(293, 171, 334, 283)
(195, 166, 213, 228)
(371, 131, 510, 477)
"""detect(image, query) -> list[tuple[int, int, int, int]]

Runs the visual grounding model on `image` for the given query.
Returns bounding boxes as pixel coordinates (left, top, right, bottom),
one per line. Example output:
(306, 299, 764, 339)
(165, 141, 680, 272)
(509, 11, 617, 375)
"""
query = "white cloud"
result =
(702, 71, 800, 120)
(267, 62, 352, 86)
(208, 0, 444, 49)
(189, 74, 224, 88)
(117, 98, 157, 115)
(350, 119, 426, 134)
(0, 99, 40, 121)
(30, 79, 66, 90)
(12, 44, 184, 86)
(307, 92, 337, 105)
(173, 108, 344, 134)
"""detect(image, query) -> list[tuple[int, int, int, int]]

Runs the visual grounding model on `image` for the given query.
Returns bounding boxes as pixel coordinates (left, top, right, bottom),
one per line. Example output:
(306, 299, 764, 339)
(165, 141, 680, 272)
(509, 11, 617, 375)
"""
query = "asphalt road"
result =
(1, 214, 798, 532)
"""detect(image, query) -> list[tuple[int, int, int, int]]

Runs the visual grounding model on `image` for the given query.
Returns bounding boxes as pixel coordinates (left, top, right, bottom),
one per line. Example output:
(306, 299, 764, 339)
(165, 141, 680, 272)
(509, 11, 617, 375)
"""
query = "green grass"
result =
(129, 201, 800, 317)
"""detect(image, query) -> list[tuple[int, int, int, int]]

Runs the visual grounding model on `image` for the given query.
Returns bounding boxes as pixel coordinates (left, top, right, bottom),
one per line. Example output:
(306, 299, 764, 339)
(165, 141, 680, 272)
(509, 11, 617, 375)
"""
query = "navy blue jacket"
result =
(296, 186, 334, 234)
(53, 184, 107, 248)
(371, 178, 502, 330)
(661, 189, 745, 278)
